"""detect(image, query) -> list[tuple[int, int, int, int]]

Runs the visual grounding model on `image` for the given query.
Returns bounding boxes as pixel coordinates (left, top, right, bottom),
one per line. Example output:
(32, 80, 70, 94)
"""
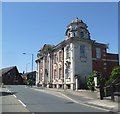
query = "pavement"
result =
(0, 87, 30, 112)
(32, 86, 120, 114)
(1, 85, 119, 113)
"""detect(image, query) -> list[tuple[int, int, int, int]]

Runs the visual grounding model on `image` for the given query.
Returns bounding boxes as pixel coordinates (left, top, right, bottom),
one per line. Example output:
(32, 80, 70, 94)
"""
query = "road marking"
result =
(13, 94, 17, 98)
(18, 99, 26, 107)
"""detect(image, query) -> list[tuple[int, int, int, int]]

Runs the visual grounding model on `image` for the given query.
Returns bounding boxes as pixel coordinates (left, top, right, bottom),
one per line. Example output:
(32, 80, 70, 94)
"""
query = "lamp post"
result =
(26, 62, 30, 73)
(23, 53, 34, 72)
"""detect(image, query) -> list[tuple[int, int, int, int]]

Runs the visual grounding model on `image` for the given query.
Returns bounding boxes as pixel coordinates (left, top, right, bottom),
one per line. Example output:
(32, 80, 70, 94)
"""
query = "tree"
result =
(87, 72, 95, 91)
(27, 79, 33, 87)
(106, 66, 120, 86)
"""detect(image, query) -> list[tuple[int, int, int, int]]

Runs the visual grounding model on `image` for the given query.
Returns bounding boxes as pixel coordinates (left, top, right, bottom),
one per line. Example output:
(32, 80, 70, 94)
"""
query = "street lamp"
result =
(23, 53, 34, 72)
(26, 62, 30, 73)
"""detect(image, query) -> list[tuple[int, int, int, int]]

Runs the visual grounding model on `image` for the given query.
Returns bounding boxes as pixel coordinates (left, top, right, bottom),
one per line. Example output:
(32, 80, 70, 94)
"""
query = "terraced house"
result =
(36, 18, 119, 90)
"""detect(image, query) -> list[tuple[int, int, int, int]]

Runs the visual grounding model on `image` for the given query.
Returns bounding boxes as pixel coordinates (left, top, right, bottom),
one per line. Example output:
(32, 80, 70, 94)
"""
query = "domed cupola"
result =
(65, 17, 90, 40)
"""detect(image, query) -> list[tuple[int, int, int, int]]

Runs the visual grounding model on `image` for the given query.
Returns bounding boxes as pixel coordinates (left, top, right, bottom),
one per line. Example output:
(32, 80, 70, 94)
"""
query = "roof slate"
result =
(0, 66, 16, 76)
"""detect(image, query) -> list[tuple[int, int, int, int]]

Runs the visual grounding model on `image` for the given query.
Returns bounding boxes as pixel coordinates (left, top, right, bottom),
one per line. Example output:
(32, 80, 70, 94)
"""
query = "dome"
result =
(71, 17, 83, 24)
(65, 17, 90, 40)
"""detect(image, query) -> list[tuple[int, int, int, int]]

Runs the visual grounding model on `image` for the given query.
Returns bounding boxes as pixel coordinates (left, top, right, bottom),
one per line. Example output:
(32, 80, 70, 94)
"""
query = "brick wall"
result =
(106, 53, 119, 77)
(92, 43, 119, 78)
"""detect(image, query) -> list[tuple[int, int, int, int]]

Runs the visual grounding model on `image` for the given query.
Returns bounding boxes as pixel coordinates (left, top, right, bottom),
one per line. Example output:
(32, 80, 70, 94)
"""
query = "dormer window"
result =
(68, 33, 71, 37)
(65, 18, 91, 40)
(80, 32, 84, 38)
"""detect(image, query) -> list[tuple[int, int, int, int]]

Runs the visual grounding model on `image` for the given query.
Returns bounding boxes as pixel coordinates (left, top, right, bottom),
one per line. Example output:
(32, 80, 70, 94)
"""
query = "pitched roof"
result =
(0, 66, 17, 76)
(21, 71, 36, 77)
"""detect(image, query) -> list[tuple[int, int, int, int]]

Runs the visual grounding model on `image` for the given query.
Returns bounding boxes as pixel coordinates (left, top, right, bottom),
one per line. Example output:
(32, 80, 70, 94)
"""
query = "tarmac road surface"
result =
(1, 85, 118, 113)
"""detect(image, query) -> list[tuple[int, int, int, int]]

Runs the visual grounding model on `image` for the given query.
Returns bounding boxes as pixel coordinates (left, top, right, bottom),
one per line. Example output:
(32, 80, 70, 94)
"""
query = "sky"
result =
(2, 2, 118, 73)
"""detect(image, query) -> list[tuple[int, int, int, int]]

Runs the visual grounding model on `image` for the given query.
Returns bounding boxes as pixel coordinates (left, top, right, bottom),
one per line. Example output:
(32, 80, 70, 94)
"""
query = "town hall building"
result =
(35, 18, 119, 90)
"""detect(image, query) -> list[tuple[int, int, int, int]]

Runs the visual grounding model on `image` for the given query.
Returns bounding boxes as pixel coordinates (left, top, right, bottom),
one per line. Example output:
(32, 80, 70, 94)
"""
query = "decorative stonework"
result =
(80, 56, 87, 62)
(65, 17, 90, 40)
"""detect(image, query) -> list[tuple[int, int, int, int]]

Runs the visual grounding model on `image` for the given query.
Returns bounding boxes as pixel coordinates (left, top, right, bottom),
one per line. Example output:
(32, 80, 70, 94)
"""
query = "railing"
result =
(98, 77, 120, 101)
(110, 77, 120, 101)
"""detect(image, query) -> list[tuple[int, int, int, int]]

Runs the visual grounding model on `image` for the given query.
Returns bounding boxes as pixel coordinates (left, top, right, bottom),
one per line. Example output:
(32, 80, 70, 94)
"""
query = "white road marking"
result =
(18, 99, 26, 107)
(6, 88, 27, 108)
(13, 94, 17, 98)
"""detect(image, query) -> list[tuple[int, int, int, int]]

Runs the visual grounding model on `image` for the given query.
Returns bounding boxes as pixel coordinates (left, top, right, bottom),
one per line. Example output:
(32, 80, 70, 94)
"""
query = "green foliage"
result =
(105, 66, 120, 86)
(111, 66, 120, 79)
(87, 72, 95, 91)
(97, 74, 105, 86)
(105, 78, 112, 86)
(27, 79, 33, 87)
(87, 71, 106, 90)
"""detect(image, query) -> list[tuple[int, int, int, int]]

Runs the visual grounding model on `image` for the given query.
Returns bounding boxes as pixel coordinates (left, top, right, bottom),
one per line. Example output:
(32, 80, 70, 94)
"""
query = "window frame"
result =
(58, 68, 62, 80)
(66, 45, 70, 59)
(54, 69, 56, 80)
(65, 64, 70, 79)
(59, 51, 62, 62)
(54, 53, 57, 63)
(96, 48, 101, 59)
(80, 45, 85, 57)
(80, 31, 84, 38)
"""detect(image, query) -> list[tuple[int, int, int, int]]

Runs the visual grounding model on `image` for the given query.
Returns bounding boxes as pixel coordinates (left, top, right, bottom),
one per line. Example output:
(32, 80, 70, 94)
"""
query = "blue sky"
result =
(2, 2, 118, 72)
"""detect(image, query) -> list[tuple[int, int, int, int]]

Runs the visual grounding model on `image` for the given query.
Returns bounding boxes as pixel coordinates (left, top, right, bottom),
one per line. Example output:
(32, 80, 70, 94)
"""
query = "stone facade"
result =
(36, 18, 119, 90)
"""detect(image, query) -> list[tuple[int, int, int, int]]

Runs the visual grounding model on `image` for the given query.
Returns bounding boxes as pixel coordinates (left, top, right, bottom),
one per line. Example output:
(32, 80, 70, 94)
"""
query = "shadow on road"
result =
(0, 92, 17, 96)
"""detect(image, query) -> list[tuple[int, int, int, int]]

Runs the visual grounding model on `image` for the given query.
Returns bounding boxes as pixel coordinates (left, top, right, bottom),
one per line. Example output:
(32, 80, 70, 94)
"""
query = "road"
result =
(2, 85, 116, 113)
